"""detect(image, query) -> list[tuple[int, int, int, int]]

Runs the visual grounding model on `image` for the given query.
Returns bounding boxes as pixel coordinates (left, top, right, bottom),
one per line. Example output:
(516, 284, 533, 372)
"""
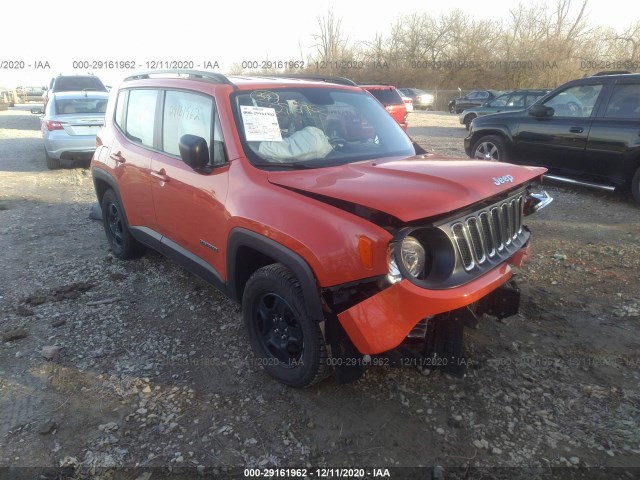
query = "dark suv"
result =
(91, 70, 551, 387)
(465, 72, 640, 203)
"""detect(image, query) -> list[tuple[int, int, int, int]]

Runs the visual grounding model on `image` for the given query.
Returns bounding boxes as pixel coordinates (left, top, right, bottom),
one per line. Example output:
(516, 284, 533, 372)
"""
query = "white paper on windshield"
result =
(241, 106, 283, 142)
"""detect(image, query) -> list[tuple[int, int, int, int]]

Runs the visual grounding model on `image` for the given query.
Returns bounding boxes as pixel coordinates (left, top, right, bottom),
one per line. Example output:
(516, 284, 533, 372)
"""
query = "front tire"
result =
(243, 264, 330, 388)
(472, 135, 508, 162)
(100, 189, 143, 259)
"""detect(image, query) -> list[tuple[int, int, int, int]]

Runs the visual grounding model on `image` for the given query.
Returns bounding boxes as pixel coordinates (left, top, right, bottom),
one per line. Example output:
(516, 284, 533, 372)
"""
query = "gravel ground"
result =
(1, 107, 639, 479)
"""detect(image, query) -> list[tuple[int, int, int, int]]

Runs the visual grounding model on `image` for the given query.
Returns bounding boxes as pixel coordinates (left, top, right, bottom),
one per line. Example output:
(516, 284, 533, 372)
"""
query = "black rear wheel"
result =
(45, 148, 60, 170)
(100, 189, 143, 259)
(243, 264, 330, 388)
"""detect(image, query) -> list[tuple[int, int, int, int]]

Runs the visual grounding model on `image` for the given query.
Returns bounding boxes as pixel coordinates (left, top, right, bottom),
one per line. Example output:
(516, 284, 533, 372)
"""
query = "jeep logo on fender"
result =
(493, 175, 514, 186)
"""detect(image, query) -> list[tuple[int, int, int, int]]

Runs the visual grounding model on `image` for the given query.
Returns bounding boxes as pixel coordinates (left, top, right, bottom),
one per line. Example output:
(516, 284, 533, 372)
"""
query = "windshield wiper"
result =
(251, 161, 317, 170)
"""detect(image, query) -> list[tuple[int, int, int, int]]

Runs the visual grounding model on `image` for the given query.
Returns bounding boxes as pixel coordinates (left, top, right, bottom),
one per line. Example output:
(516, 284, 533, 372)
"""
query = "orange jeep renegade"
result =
(91, 71, 552, 387)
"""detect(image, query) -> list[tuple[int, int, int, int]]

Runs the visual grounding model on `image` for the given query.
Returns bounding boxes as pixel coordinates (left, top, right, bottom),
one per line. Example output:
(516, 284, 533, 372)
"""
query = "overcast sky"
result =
(0, 0, 635, 88)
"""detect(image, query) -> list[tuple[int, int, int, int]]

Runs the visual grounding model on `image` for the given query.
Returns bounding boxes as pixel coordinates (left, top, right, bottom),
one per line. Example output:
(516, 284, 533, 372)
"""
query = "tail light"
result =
(45, 120, 65, 131)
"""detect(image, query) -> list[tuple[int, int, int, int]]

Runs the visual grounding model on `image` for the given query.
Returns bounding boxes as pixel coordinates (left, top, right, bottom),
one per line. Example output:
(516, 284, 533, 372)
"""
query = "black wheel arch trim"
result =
(227, 228, 324, 323)
(92, 168, 131, 226)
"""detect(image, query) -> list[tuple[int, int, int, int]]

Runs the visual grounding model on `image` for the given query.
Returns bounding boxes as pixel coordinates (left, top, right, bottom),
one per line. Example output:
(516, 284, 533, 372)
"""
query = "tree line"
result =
(231, 0, 640, 91)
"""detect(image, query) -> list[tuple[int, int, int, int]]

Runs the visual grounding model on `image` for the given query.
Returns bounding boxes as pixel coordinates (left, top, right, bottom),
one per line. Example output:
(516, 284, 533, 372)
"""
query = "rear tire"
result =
(100, 189, 143, 259)
(243, 264, 331, 388)
(472, 135, 508, 162)
(45, 149, 61, 170)
(632, 167, 640, 205)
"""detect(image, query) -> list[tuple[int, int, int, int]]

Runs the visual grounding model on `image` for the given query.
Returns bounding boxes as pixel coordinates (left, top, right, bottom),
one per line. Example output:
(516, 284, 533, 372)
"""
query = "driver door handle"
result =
(570, 127, 584, 133)
(150, 169, 170, 182)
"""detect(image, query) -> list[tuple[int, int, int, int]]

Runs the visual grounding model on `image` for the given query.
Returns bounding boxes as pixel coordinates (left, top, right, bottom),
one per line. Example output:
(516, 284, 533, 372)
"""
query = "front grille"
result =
(450, 193, 525, 271)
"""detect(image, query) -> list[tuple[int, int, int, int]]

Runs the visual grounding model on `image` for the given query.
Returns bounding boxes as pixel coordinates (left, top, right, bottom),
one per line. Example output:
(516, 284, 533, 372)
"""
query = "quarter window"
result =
(126, 90, 158, 147)
(604, 84, 640, 119)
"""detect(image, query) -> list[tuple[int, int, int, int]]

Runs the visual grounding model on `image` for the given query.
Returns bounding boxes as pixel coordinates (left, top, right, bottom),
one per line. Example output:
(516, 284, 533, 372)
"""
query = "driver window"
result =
(543, 85, 602, 118)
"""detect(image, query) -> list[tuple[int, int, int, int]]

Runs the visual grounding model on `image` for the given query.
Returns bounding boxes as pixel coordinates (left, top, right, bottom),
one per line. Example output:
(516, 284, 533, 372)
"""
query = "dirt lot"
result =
(1, 107, 639, 479)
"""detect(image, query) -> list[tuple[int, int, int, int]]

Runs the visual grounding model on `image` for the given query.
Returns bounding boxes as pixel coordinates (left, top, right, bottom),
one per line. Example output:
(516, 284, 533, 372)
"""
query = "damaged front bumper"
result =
(336, 243, 530, 355)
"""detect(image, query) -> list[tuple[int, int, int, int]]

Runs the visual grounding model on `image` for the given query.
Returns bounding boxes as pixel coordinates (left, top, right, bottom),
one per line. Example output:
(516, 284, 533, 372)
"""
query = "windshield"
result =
(233, 88, 415, 168)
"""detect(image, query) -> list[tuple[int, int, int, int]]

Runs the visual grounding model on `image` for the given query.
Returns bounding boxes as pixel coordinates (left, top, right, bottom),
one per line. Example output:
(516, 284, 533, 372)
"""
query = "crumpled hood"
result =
(268, 156, 546, 222)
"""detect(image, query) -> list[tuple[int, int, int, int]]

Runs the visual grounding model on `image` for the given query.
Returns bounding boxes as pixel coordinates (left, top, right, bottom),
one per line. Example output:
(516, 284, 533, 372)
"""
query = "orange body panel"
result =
(338, 263, 514, 354)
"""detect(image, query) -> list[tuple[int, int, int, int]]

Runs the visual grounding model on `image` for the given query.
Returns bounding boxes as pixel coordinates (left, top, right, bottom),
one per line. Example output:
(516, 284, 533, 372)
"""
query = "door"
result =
(110, 89, 158, 230)
(514, 83, 604, 173)
(584, 81, 640, 186)
(150, 89, 230, 280)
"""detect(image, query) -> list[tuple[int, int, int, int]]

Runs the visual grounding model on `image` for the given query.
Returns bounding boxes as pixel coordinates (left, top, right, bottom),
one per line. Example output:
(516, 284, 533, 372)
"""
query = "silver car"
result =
(32, 91, 109, 169)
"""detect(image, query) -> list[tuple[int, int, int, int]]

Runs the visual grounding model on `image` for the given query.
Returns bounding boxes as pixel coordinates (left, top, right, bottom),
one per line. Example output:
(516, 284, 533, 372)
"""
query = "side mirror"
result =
(529, 105, 554, 118)
(30, 108, 44, 115)
(179, 134, 209, 170)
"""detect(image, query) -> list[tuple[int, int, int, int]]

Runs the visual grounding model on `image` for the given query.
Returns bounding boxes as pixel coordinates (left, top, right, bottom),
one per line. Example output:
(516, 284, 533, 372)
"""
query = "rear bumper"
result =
(337, 243, 531, 354)
(44, 134, 97, 160)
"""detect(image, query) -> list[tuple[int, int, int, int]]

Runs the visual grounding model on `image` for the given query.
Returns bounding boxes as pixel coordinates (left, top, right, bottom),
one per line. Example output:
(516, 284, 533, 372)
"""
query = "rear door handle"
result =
(150, 169, 170, 182)
(570, 127, 584, 133)
(109, 152, 126, 164)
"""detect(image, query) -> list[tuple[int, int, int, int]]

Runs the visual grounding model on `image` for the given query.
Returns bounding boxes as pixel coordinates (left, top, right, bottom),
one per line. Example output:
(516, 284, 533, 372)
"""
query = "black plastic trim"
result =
(160, 236, 226, 293)
(227, 228, 324, 322)
(129, 226, 163, 252)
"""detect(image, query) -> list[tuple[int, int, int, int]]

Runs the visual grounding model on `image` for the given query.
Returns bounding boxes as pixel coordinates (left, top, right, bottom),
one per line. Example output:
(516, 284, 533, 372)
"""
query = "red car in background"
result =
(361, 84, 408, 131)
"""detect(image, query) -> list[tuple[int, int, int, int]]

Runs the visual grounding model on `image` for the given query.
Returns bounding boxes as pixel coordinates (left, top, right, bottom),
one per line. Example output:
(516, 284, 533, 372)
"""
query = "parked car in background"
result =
(449, 90, 502, 114)
(32, 91, 109, 169)
(361, 84, 408, 130)
(459, 89, 550, 129)
(465, 71, 640, 204)
(398, 88, 434, 110)
(401, 93, 414, 112)
(42, 74, 107, 110)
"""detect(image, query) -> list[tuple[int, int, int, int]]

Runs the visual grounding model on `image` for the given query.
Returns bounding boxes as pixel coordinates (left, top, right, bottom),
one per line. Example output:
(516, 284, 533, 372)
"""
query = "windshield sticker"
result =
(241, 106, 282, 142)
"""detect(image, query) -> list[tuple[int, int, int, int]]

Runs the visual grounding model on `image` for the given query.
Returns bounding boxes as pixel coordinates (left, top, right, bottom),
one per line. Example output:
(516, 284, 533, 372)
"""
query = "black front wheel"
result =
(243, 264, 330, 388)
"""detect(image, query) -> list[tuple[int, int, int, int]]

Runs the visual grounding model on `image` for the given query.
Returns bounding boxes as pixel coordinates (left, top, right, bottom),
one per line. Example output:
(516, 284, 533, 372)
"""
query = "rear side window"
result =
(114, 90, 128, 130)
(367, 88, 403, 105)
(126, 90, 158, 148)
(604, 84, 640, 119)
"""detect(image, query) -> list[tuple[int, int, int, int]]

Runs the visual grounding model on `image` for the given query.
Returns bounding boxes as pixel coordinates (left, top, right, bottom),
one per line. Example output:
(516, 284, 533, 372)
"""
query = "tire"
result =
(448, 103, 456, 114)
(100, 189, 143, 259)
(464, 114, 476, 130)
(632, 167, 640, 205)
(243, 264, 331, 388)
(45, 148, 61, 170)
(472, 135, 508, 162)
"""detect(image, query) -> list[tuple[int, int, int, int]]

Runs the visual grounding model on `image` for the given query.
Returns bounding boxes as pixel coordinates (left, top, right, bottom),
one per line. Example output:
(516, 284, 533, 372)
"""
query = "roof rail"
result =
(254, 74, 358, 87)
(123, 70, 234, 86)
(590, 70, 632, 76)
